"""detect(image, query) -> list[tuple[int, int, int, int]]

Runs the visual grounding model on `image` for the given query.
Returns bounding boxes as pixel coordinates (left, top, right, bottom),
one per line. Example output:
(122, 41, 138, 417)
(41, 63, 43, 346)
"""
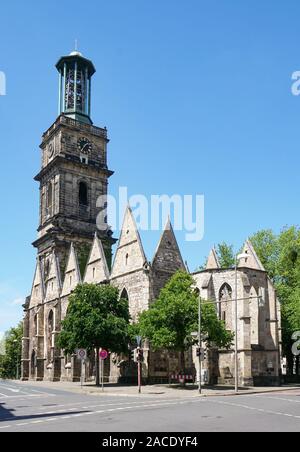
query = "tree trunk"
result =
(179, 350, 186, 387)
(95, 347, 100, 386)
(287, 350, 294, 376)
(180, 350, 185, 372)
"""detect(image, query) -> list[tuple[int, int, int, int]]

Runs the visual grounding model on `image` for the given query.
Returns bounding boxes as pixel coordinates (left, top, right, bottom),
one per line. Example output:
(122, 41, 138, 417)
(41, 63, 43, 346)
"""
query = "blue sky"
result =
(0, 0, 300, 333)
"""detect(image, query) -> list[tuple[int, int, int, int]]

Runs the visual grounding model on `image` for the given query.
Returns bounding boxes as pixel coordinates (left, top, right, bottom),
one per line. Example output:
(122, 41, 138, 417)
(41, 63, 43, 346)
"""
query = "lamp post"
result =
(234, 253, 250, 394)
(198, 296, 202, 395)
(191, 295, 203, 395)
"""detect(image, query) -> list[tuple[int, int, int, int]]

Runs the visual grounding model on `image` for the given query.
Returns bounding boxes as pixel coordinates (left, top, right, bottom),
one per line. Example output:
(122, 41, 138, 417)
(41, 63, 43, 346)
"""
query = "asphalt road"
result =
(0, 380, 299, 432)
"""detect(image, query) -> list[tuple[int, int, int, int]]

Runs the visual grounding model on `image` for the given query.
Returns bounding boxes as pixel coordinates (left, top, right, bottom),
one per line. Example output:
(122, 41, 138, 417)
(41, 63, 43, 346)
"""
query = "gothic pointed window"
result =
(120, 288, 129, 301)
(250, 286, 259, 345)
(48, 310, 54, 333)
(219, 283, 232, 329)
(34, 314, 38, 336)
(79, 182, 88, 206)
(47, 310, 54, 363)
(31, 350, 36, 378)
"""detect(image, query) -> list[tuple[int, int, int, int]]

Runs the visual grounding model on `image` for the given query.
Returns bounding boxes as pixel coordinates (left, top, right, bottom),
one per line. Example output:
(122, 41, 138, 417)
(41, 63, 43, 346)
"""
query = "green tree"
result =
(138, 271, 233, 369)
(58, 283, 130, 386)
(0, 322, 23, 379)
(217, 242, 235, 268)
(249, 230, 279, 279)
(0, 334, 5, 355)
(250, 227, 300, 374)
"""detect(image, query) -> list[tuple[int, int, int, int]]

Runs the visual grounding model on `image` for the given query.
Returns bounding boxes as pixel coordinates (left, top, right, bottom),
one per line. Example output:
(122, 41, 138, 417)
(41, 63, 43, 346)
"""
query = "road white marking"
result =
(0, 394, 56, 400)
(32, 397, 187, 415)
(0, 398, 200, 430)
(211, 399, 300, 421)
(253, 395, 300, 404)
(0, 385, 20, 393)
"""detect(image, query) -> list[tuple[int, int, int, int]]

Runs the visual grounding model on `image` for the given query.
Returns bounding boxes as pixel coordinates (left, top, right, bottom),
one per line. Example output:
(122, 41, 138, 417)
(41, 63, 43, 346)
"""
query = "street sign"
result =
(99, 349, 108, 360)
(76, 349, 87, 361)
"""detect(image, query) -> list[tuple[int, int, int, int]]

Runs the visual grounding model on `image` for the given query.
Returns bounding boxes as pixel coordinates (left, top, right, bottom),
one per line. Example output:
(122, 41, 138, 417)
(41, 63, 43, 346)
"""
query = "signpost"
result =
(76, 349, 87, 388)
(99, 349, 108, 392)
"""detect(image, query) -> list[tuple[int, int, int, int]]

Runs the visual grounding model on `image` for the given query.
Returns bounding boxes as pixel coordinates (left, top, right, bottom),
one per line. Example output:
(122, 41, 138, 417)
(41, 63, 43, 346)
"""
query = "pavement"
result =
(0, 379, 299, 432)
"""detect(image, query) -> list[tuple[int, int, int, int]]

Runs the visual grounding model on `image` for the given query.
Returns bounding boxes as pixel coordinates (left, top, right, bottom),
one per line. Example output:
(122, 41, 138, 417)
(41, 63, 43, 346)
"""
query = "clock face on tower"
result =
(77, 137, 92, 155)
(47, 142, 54, 158)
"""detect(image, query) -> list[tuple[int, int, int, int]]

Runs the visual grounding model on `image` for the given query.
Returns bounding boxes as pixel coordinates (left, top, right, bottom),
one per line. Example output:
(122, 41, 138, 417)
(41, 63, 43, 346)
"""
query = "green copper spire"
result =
(56, 49, 96, 125)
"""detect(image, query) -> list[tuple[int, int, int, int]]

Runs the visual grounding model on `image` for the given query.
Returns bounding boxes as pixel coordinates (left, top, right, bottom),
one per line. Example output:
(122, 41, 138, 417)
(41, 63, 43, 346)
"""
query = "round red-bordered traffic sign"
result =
(76, 348, 87, 360)
(99, 349, 108, 360)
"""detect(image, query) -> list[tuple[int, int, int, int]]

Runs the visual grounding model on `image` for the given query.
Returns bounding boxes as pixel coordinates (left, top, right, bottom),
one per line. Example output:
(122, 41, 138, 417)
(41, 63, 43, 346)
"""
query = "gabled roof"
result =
(152, 217, 185, 273)
(45, 251, 62, 302)
(206, 248, 220, 270)
(111, 206, 148, 278)
(61, 244, 82, 297)
(238, 239, 266, 271)
(29, 258, 45, 308)
(84, 233, 110, 283)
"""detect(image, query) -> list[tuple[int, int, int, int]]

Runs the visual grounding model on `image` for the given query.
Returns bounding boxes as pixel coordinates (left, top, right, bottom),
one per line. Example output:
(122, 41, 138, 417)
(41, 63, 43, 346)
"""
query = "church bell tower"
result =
(33, 49, 115, 278)
(56, 50, 94, 125)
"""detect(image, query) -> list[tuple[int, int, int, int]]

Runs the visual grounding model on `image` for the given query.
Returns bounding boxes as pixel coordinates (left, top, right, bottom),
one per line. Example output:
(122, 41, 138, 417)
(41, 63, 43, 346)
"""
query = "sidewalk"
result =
(12, 379, 300, 398)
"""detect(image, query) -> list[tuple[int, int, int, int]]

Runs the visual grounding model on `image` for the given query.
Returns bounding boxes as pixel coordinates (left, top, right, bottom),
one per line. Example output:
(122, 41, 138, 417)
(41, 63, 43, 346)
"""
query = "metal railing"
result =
(43, 115, 108, 140)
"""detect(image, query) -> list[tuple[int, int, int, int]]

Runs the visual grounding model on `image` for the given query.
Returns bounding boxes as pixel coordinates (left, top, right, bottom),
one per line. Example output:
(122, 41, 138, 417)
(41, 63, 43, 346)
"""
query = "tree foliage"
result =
(58, 284, 131, 385)
(250, 227, 300, 372)
(216, 242, 235, 269)
(58, 284, 130, 354)
(0, 322, 23, 379)
(138, 272, 233, 367)
(249, 229, 279, 279)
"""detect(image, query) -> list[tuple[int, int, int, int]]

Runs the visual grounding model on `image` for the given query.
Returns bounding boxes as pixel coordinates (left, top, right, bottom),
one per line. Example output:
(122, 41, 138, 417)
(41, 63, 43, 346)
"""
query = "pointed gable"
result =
(206, 248, 220, 270)
(238, 240, 266, 271)
(29, 259, 45, 308)
(111, 206, 147, 278)
(84, 233, 109, 284)
(61, 244, 82, 297)
(45, 251, 62, 302)
(152, 218, 185, 274)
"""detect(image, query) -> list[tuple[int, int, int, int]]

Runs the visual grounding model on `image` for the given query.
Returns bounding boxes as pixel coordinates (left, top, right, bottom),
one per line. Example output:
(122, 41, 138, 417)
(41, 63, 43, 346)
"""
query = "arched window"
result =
(120, 288, 129, 301)
(47, 310, 54, 362)
(219, 283, 232, 325)
(48, 310, 54, 334)
(31, 350, 36, 377)
(34, 314, 38, 336)
(79, 182, 88, 206)
(249, 286, 259, 345)
(125, 253, 129, 266)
